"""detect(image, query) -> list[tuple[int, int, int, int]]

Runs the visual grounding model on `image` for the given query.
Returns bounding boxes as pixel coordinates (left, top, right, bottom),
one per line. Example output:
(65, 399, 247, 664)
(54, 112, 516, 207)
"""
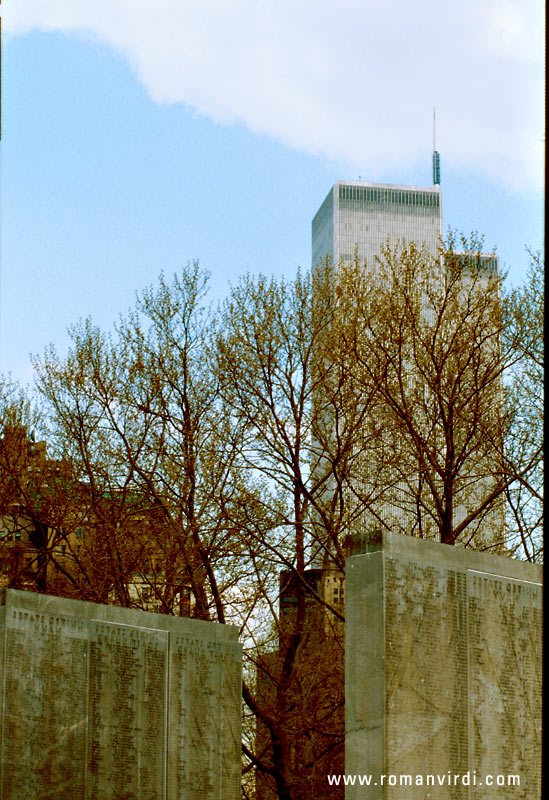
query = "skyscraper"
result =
(312, 180, 442, 271)
(311, 177, 505, 550)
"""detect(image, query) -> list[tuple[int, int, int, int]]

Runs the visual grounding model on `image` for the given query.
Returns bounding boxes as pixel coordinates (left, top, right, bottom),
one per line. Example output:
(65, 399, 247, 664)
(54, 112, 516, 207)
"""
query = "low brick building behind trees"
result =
(0, 425, 192, 614)
(0, 425, 67, 592)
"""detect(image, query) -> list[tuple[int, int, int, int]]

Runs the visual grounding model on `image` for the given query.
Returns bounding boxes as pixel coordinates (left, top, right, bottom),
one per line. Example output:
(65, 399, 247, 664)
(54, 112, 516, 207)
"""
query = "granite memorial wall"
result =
(0, 589, 242, 800)
(345, 531, 542, 799)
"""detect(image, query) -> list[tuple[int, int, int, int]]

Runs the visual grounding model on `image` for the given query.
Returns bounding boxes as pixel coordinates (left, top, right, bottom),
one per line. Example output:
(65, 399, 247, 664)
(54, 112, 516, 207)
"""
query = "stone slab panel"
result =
(0, 590, 242, 800)
(345, 532, 542, 800)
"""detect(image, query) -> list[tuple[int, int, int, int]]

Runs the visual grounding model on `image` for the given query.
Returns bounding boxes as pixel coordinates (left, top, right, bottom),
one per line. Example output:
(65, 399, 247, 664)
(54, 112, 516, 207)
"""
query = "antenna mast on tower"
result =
(432, 107, 441, 185)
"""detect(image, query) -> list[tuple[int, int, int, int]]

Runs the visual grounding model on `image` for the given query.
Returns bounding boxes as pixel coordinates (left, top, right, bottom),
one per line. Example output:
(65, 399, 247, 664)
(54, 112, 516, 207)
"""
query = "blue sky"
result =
(1, 1, 544, 384)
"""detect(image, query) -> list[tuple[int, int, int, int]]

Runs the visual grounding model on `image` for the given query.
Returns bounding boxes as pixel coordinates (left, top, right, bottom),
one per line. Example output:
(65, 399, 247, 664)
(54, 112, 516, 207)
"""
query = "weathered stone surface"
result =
(345, 532, 542, 799)
(0, 590, 241, 800)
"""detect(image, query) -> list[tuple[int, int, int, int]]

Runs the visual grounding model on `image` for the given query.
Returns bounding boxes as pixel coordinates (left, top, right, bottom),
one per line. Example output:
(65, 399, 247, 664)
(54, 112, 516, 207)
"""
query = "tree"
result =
(33, 264, 252, 616)
(216, 268, 356, 798)
(2, 242, 541, 799)
(30, 264, 350, 799)
(332, 234, 513, 549)
(501, 249, 544, 561)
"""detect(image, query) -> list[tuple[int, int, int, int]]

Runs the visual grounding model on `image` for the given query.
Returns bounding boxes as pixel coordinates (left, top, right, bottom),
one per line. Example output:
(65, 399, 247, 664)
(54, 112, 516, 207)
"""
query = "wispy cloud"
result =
(5, 0, 544, 189)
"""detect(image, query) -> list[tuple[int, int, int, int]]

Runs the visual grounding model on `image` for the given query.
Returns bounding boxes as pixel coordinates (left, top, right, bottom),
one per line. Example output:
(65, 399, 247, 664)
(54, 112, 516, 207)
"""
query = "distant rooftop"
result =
(334, 179, 440, 193)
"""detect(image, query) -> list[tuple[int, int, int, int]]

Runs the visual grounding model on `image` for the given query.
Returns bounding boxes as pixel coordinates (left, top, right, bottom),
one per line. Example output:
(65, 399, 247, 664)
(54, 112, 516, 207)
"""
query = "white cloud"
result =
(4, 0, 545, 189)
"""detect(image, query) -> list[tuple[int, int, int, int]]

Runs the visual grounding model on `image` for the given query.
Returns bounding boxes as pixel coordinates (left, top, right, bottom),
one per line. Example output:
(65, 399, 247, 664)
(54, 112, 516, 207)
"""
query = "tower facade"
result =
(311, 179, 505, 551)
(312, 180, 442, 271)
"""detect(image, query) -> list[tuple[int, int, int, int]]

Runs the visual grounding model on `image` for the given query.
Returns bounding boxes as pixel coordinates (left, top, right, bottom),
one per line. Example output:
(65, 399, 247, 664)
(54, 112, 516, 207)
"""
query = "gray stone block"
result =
(0, 589, 242, 800)
(345, 532, 542, 799)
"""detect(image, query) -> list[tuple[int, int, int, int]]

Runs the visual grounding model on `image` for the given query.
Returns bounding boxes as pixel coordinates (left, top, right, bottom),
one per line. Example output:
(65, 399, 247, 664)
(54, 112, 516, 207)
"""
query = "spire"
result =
(432, 107, 441, 185)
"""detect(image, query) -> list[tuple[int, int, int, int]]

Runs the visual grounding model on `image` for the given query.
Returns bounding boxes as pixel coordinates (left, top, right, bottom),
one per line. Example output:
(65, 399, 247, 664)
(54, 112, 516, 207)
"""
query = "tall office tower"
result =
(312, 181, 442, 271)
(311, 179, 505, 550)
(312, 180, 445, 546)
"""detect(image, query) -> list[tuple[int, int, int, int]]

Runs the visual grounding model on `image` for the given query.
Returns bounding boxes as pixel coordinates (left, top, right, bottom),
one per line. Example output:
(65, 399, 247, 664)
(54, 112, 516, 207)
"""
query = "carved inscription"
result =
(379, 559, 541, 799)
(167, 636, 242, 800)
(383, 561, 469, 798)
(0, 594, 242, 800)
(168, 636, 219, 799)
(467, 573, 542, 799)
(88, 622, 167, 800)
(219, 644, 242, 797)
(1, 609, 88, 800)
(445, 570, 469, 792)
(345, 538, 542, 800)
